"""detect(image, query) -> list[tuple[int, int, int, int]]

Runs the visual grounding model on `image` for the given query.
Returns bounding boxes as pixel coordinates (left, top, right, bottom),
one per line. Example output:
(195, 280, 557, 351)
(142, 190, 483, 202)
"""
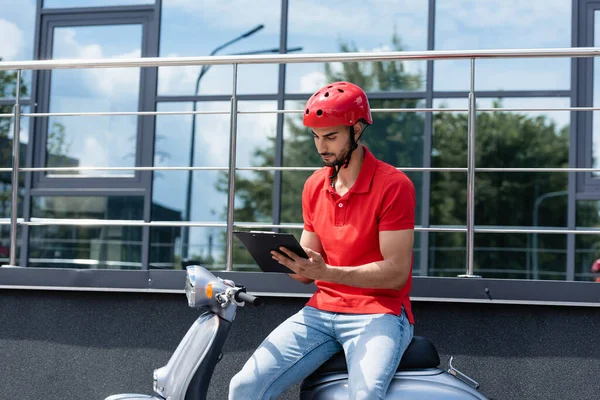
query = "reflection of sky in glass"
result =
(0, 0, 36, 97)
(44, 0, 152, 7)
(152, 101, 277, 257)
(287, 0, 428, 93)
(594, 12, 600, 170)
(47, 25, 142, 176)
(7, 105, 30, 143)
(435, 0, 571, 91)
(158, 0, 280, 95)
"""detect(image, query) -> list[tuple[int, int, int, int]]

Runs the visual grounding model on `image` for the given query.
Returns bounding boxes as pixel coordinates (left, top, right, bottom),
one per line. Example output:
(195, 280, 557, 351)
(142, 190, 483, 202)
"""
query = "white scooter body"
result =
(104, 266, 489, 400)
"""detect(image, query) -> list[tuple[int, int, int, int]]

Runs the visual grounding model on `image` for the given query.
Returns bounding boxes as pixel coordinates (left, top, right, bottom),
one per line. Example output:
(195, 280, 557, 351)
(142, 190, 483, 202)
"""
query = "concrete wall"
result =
(1, 289, 599, 400)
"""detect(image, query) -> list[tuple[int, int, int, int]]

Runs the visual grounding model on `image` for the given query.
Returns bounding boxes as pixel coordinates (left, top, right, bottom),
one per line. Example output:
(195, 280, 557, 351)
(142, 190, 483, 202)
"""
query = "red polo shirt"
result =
(302, 146, 415, 324)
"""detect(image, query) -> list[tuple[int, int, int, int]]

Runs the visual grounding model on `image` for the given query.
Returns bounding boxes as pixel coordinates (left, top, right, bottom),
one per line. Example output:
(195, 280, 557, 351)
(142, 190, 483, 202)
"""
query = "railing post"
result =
(3, 69, 22, 268)
(460, 59, 481, 278)
(225, 64, 239, 271)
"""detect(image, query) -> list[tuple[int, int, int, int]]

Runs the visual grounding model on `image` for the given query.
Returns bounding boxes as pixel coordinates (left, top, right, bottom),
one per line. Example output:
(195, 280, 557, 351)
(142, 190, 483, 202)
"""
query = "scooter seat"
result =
(309, 336, 440, 375)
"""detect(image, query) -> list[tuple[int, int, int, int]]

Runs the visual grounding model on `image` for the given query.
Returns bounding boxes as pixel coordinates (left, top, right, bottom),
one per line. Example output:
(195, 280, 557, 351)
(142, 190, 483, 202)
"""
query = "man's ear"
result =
(353, 122, 363, 141)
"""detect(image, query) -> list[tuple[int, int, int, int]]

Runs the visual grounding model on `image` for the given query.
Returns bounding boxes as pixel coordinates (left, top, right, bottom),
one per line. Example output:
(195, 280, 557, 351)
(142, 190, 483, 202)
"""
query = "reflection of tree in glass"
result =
(45, 121, 77, 175)
(0, 63, 27, 222)
(214, 36, 600, 279)
(47, 122, 70, 156)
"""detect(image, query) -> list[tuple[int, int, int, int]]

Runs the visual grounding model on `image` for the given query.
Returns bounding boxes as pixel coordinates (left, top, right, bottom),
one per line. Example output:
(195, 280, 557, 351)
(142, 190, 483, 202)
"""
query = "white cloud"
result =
(300, 71, 326, 93)
(435, 0, 570, 49)
(437, 0, 569, 30)
(0, 19, 23, 60)
(285, 0, 428, 48)
(163, 0, 281, 35)
(81, 136, 111, 169)
(53, 28, 141, 101)
(87, 49, 142, 99)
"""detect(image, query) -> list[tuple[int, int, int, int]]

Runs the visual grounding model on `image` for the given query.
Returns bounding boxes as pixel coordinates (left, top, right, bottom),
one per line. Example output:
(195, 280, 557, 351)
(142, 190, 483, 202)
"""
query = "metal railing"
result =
(2, 47, 600, 274)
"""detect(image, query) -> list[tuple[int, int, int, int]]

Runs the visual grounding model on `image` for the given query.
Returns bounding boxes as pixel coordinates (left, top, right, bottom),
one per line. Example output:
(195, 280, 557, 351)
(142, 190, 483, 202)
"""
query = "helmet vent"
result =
(316, 109, 323, 116)
(324, 92, 329, 97)
(338, 89, 344, 93)
(305, 109, 309, 115)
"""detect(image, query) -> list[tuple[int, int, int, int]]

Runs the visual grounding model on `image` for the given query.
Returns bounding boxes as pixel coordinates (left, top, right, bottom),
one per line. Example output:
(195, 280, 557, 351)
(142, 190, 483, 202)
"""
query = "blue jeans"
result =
(229, 305, 414, 400)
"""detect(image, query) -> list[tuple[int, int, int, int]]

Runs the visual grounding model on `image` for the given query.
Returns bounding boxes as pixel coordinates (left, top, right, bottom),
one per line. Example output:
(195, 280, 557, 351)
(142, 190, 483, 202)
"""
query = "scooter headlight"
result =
(184, 265, 226, 308)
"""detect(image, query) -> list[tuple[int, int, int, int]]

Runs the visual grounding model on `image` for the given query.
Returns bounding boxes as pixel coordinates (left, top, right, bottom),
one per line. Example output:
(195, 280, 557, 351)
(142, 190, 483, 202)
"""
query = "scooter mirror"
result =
(185, 265, 230, 308)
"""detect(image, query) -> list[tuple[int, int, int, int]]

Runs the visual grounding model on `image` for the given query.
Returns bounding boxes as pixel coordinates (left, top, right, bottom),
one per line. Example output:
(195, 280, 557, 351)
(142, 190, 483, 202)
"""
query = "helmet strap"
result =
(328, 123, 366, 187)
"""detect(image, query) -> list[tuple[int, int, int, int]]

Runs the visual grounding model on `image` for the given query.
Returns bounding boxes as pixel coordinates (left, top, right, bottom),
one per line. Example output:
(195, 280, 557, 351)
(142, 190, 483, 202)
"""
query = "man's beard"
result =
(321, 141, 352, 167)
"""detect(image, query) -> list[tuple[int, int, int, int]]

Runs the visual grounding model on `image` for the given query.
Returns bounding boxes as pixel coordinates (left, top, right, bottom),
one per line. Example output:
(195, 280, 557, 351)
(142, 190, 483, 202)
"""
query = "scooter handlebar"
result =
(235, 290, 263, 306)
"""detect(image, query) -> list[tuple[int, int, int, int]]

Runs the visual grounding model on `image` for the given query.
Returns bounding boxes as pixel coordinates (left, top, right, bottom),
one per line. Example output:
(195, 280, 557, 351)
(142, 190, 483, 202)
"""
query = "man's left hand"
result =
(271, 247, 330, 281)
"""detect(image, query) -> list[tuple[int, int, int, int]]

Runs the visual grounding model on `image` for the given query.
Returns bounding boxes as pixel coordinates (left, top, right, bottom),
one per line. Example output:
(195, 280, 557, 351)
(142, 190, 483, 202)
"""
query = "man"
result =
(229, 81, 416, 400)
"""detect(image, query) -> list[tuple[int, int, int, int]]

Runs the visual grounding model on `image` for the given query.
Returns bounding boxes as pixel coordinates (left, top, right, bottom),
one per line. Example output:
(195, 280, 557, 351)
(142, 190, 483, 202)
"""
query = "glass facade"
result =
(2, 0, 600, 285)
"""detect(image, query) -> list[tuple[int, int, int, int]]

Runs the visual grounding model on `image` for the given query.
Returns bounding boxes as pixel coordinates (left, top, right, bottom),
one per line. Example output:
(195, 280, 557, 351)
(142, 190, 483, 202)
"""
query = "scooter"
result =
(105, 265, 490, 400)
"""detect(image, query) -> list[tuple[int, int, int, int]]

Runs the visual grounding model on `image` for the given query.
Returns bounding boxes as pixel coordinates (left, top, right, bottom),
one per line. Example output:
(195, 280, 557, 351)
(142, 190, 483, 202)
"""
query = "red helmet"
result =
(303, 81, 373, 128)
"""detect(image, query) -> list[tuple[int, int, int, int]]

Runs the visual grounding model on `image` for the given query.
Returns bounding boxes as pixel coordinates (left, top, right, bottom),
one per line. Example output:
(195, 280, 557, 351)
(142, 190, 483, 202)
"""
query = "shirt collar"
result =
(321, 145, 377, 194)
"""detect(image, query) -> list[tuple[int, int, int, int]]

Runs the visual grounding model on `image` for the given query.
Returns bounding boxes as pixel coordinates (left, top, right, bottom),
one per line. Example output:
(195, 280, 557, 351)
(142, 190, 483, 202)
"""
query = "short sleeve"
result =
(378, 173, 416, 231)
(302, 180, 314, 232)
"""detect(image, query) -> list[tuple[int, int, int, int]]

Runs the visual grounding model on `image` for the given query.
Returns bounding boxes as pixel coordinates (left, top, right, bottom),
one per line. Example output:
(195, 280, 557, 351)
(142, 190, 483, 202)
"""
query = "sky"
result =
(0, 0, 583, 260)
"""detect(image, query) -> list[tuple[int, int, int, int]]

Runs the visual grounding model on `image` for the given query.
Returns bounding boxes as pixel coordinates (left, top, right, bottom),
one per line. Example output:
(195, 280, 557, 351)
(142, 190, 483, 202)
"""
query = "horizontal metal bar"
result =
(26, 258, 143, 268)
(19, 166, 228, 172)
(476, 167, 600, 172)
(12, 166, 468, 173)
(20, 110, 231, 117)
(14, 108, 465, 118)
(2, 105, 598, 119)
(156, 94, 279, 102)
(2, 47, 600, 71)
(432, 90, 572, 98)
(9, 166, 600, 173)
(9, 165, 600, 173)
(3, 218, 600, 235)
(478, 106, 600, 112)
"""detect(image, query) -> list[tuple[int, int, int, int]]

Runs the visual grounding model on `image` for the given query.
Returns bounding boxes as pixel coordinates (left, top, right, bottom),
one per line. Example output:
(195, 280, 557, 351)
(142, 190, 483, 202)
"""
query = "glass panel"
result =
(0, 0, 36, 98)
(150, 101, 277, 269)
(28, 196, 143, 269)
(158, 0, 280, 95)
(0, 226, 22, 266)
(575, 201, 600, 282)
(432, 98, 570, 167)
(286, 0, 428, 93)
(44, 0, 153, 7)
(431, 97, 570, 279)
(592, 11, 600, 176)
(434, 0, 571, 91)
(1, 107, 30, 258)
(429, 232, 567, 280)
(45, 25, 142, 177)
(477, 233, 566, 280)
(1, 106, 30, 169)
(429, 232, 465, 277)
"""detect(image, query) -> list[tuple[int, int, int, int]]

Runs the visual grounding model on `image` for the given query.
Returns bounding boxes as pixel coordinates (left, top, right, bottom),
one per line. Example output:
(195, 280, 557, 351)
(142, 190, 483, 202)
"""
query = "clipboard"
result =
(234, 230, 309, 273)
